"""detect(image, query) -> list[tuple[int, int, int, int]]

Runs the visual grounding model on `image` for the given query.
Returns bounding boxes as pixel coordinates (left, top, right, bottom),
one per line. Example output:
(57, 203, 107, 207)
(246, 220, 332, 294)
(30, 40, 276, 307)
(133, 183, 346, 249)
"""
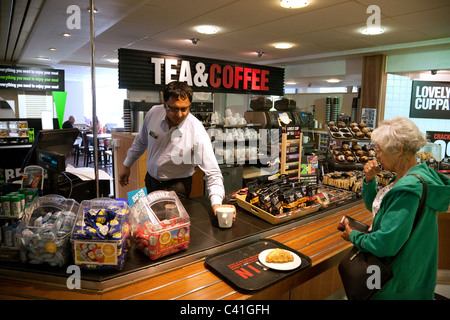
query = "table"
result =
(86, 133, 112, 140)
(85, 133, 112, 165)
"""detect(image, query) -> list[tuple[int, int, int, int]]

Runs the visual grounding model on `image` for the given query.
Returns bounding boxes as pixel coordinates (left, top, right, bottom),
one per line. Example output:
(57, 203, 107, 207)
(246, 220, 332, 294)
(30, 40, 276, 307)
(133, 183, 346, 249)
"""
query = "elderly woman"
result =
(341, 117, 450, 300)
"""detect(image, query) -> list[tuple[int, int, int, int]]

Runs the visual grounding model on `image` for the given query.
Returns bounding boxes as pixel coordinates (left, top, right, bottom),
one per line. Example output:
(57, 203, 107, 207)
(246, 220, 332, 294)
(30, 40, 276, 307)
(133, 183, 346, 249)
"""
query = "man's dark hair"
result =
(163, 81, 193, 103)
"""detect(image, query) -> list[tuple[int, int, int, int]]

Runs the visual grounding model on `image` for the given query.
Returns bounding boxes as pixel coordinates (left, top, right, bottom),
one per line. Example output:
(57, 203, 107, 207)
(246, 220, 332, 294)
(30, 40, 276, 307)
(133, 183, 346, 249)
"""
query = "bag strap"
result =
(386, 173, 427, 266)
(408, 174, 428, 231)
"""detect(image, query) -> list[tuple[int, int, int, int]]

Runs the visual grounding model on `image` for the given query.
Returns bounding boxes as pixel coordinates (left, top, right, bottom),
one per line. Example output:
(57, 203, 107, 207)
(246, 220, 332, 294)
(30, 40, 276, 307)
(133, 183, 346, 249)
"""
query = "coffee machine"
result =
(123, 100, 159, 132)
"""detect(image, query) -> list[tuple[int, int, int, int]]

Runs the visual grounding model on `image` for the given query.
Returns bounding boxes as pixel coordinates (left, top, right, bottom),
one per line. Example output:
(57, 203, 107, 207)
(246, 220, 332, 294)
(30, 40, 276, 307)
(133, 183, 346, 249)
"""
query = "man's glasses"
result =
(165, 103, 190, 113)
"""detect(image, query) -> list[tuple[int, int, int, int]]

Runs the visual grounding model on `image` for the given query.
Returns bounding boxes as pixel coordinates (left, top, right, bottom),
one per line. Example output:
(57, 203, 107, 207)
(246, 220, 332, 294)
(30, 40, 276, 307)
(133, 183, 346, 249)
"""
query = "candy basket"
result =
(131, 190, 190, 260)
(70, 198, 131, 270)
(17, 195, 79, 267)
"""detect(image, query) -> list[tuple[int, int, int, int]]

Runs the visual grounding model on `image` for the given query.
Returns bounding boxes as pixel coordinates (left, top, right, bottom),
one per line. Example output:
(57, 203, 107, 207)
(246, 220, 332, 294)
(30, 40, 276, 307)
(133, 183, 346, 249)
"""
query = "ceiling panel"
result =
(0, 0, 449, 90)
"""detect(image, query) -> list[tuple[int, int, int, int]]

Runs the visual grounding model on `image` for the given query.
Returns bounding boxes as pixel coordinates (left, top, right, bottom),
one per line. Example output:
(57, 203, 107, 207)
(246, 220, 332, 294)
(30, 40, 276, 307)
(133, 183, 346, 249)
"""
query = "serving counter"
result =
(0, 196, 371, 300)
(1, 196, 449, 300)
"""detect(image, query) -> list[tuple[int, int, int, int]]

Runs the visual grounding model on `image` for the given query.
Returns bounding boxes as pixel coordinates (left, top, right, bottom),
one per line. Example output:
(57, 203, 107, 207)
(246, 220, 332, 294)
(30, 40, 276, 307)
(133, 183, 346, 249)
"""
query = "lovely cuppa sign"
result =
(410, 80, 450, 119)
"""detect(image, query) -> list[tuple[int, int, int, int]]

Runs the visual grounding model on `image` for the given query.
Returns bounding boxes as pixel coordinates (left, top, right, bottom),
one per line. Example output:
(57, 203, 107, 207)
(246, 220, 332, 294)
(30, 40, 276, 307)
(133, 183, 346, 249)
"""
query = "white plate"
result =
(258, 249, 302, 271)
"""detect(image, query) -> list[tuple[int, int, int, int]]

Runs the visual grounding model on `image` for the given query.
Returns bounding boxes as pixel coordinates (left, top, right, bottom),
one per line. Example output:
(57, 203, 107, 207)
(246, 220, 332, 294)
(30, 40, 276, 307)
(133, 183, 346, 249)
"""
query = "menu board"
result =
(0, 65, 64, 91)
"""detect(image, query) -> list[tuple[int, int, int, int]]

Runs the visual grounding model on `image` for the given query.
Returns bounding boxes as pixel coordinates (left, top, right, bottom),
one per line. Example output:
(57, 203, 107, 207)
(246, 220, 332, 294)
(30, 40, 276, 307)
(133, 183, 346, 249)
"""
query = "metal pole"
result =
(90, 0, 99, 197)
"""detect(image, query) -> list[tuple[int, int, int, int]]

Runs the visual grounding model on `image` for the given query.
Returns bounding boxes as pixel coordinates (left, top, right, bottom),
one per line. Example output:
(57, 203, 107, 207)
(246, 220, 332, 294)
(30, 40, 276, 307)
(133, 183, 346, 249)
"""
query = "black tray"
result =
(204, 239, 311, 292)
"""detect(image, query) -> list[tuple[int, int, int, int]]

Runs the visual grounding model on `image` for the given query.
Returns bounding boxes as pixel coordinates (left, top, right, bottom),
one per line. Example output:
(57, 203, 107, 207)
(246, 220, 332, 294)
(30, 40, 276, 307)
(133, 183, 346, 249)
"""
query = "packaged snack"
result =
(131, 191, 190, 260)
(16, 195, 79, 267)
(70, 198, 131, 270)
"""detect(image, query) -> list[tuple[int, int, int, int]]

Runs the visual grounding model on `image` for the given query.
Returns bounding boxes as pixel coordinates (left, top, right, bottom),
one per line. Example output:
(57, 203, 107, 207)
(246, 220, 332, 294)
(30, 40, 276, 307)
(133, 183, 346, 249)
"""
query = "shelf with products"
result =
(209, 124, 279, 167)
(280, 125, 302, 178)
(324, 121, 375, 171)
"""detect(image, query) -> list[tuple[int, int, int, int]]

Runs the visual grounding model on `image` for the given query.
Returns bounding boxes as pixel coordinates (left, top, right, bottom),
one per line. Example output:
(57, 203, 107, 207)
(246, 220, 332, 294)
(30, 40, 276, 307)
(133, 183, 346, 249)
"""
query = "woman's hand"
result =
(363, 159, 381, 183)
(341, 218, 353, 241)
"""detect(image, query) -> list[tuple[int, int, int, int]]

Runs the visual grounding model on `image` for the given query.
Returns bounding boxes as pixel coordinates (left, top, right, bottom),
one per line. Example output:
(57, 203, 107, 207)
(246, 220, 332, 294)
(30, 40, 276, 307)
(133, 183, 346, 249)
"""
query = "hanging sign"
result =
(0, 65, 64, 91)
(118, 48, 284, 95)
(410, 80, 450, 119)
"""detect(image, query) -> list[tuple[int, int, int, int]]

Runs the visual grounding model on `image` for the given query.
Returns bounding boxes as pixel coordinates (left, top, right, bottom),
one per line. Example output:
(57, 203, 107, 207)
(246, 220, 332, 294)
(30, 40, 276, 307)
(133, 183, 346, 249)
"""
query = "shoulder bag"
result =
(338, 174, 427, 300)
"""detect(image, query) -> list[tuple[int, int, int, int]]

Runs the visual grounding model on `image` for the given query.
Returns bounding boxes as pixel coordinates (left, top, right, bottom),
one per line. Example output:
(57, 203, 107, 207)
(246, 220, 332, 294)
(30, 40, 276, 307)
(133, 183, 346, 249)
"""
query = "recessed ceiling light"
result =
(62, 33, 71, 37)
(360, 27, 384, 35)
(285, 82, 297, 85)
(280, 0, 309, 9)
(196, 25, 219, 34)
(274, 42, 293, 49)
(49, 48, 56, 51)
(36, 56, 50, 60)
(326, 79, 341, 83)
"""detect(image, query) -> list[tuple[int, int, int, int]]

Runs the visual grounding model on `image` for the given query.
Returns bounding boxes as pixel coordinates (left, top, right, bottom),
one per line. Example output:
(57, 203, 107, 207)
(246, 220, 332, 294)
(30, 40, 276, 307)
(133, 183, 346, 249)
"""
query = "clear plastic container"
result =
(16, 195, 80, 267)
(71, 198, 131, 270)
(0, 129, 8, 137)
(18, 121, 28, 129)
(131, 191, 190, 260)
(8, 121, 18, 129)
(19, 128, 28, 137)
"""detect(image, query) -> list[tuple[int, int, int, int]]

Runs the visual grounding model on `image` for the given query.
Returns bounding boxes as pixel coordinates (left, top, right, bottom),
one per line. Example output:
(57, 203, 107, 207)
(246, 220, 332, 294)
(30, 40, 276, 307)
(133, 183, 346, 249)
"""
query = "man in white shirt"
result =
(119, 81, 232, 217)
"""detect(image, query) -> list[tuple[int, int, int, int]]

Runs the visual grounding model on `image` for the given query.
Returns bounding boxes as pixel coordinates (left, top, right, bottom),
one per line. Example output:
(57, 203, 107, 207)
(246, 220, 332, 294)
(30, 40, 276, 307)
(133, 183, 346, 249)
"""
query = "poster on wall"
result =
(410, 80, 450, 119)
(426, 131, 450, 160)
(361, 108, 376, 129)
(118, 48, 285, 95)
(0, 65, 64, 91)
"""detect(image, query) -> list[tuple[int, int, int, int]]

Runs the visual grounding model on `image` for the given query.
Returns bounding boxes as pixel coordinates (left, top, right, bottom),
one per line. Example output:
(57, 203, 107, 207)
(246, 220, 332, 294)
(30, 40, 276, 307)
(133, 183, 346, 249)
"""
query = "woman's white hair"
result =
(371, 116, 426, 154)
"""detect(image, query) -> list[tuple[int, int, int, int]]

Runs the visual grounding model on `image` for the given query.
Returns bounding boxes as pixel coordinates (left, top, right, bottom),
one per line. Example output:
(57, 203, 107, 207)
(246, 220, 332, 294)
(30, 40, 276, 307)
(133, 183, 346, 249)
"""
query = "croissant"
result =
(266, 248, 294, 263)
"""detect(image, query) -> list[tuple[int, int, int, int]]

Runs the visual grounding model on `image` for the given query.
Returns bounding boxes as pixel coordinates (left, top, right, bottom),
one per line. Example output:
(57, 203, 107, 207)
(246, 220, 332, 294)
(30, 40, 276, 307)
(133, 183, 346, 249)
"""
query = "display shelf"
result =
(280, 125, 302, 178)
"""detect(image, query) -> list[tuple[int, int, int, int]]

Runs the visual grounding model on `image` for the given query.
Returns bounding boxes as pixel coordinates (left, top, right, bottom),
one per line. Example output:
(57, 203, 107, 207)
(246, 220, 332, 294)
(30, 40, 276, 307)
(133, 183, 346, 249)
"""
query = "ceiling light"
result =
(280, 0, 309, 9)
(326, 79, 341, 83)
(196, 25, 219, 34)
(360, 27, 384, 35)
(190, 38, 199, 45)
(274, 43, 293, 49)
(285, 82, 297, 85)
(62, 33, 71, 37)
(36, 56, 50, 60)
(49, 48, 56, 51)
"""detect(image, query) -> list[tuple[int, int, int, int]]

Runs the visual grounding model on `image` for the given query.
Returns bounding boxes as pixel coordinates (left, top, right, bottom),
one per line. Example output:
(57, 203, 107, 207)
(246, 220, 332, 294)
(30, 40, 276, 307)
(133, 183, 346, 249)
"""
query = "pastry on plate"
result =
(266, 248, 294, 263)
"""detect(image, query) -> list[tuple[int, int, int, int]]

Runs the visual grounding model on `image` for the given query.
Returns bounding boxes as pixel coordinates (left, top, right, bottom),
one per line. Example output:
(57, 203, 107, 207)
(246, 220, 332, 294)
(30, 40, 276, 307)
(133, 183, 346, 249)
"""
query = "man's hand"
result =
(119, 166, 131, 187)
(212, 204, 237, 221)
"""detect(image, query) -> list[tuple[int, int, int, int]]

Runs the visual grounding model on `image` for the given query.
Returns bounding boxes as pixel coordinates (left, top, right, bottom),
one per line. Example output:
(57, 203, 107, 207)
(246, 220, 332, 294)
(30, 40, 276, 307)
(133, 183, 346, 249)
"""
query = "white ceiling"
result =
(1, 0, 450, 90)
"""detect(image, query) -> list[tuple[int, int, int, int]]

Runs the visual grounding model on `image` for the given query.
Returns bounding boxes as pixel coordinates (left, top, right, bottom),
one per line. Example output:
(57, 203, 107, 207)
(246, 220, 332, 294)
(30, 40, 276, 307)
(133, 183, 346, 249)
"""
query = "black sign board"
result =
(0, 65, 64, 92)
(118, 48, 285, 95)
(410, 80, 450, 119)
(426, 130, 450, 159)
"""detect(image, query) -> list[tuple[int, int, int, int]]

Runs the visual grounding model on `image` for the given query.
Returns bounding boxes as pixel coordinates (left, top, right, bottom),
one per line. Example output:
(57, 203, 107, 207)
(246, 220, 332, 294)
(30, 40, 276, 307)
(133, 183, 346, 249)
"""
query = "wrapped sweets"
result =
(17, 195, 79, 267)
(71, 200, 131, 270)
(20, 211, 77, 267)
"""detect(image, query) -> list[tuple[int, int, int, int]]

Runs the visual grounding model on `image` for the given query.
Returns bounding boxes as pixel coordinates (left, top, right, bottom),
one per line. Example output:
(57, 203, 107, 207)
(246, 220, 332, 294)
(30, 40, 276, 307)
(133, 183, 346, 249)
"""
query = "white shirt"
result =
(123, 104, 224, 206)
